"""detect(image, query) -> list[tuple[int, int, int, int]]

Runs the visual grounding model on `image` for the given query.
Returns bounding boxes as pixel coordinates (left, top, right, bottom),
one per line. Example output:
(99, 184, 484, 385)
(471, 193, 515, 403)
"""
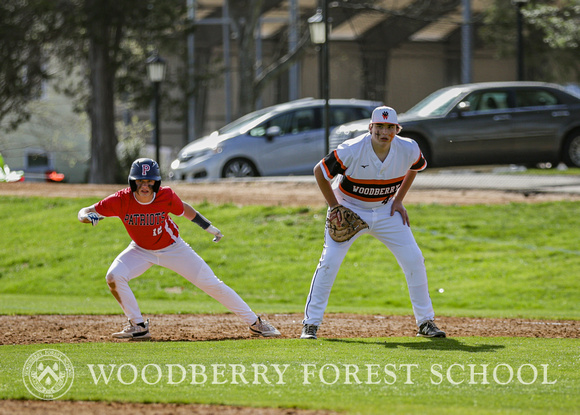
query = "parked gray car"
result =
(170, 98, 382, 180)
(329, 82, 580, 168)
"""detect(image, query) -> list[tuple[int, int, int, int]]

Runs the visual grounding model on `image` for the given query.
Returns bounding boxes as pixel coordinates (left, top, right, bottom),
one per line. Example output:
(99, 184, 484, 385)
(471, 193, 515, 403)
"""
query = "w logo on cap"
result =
(371, 106, 399, 125)
(141, 164, 151, 176)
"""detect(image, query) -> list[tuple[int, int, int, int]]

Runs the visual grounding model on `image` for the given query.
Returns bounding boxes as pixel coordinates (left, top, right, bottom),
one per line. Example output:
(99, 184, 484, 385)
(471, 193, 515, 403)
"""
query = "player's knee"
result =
(399, 246, 424, 265)
(106, 272, 121, 286)
(404, 261, 428, 284)
(106, 261, 131, 286)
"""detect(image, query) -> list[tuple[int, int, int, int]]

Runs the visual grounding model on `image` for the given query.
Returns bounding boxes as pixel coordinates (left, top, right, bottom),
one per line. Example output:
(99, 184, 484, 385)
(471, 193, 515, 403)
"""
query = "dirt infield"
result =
(1, 313, 579, 346)
(0, 400, 339, 415)
(2, 180, 580, 206)
(2, 181, 579, 414)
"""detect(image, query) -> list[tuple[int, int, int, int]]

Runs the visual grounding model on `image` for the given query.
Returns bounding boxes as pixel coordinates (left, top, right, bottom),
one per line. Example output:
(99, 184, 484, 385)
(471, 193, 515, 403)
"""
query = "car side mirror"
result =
(265, 126, 282, 141)
(457, 101, 471, 113)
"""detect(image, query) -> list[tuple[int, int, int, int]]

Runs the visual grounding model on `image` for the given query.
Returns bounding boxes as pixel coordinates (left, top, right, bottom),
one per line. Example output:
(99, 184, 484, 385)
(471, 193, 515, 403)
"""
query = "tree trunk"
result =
(228, 0, 263, 117)
(86, 0, 119, 184)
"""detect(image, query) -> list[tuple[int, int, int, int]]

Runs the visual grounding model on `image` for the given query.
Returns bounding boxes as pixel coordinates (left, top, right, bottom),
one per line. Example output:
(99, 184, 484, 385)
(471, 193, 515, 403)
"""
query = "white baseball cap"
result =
(370, 106, 400, 125)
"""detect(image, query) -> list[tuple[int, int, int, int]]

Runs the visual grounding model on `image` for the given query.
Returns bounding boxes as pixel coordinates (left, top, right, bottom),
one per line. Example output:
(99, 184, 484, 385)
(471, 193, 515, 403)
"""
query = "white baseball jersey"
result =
(320, 133, 427, 209)
(303, 132, 435, 328)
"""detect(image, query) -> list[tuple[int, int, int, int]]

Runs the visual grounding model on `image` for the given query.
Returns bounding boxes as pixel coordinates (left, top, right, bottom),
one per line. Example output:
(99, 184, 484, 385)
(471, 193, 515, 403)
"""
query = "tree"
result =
(524, 1, 580, 81)
(0, 0, 185, 183)
(2, 0, 306, 179)
(227, 0, 311, 117)
(524, 0, 580, 50)
(0, 0, 59, 131)
(53, 0, 186, 183)
(480, 0, 579, 82)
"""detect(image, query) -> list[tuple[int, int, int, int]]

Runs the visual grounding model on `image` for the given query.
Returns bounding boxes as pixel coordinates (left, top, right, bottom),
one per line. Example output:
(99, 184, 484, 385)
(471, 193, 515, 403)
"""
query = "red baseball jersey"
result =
(94, 187, 185, 250)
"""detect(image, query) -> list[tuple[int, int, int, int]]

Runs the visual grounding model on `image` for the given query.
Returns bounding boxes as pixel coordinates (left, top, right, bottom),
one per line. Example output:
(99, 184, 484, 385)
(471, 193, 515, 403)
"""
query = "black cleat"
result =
(301, 324, 319, 339)
(417, 320, 446, 338)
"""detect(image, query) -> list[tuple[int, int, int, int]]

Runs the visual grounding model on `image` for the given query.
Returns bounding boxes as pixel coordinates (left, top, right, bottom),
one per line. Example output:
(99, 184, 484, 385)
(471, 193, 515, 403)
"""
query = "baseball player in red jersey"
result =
(301, 106, 445, 340)
(78, 158, 280, 340)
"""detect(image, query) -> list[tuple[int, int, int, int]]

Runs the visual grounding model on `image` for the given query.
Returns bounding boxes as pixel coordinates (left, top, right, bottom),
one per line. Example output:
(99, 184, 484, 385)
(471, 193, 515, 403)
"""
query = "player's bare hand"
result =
(206, 225, 223, 242)
(390, 200, 410, 226)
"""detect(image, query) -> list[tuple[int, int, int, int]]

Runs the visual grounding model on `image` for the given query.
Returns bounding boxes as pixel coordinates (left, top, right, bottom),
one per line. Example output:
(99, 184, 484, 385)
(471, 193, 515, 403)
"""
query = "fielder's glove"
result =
(86, 212, 103, 227)
(326, 205, 369, 243)
(206, 225, 223, 243)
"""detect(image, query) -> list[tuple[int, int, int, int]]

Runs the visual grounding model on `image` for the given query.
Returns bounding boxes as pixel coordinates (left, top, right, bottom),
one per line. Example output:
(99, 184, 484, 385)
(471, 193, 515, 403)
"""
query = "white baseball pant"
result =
(303, 200, 435, 327)
(105, 238, 257, 325)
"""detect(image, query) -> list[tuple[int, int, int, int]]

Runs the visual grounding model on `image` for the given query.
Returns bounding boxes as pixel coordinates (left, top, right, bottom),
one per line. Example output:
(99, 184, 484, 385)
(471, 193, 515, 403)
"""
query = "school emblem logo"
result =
(22, 349, 74, 400)
(382, 111, 390, 120)
(142, 164, 151, 176)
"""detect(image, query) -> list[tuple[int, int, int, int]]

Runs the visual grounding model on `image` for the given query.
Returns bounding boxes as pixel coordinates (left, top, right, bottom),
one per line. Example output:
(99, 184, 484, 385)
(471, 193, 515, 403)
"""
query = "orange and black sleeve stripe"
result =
(411, 153, 427, 171)
(321, 150, 347, 179)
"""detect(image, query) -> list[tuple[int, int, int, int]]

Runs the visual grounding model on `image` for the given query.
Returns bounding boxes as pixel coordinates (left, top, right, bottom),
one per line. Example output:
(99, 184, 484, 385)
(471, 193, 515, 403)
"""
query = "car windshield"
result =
(405, 88, 465, 117)
(218, 107, 272, 135)
(564, 84, 580, 99)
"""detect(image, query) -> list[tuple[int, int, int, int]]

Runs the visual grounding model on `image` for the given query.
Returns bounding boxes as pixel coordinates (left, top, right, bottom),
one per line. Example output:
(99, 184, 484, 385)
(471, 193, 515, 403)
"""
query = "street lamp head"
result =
(308, 9, 326, 44)
(146, 54, 167, 83)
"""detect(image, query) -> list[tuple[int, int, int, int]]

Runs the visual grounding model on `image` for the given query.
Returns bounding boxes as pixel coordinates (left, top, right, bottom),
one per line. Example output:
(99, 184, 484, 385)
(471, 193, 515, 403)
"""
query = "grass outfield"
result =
(2, 338, 578, 414)
(0, 197, 579, 318)
(0, 196, 579, 413)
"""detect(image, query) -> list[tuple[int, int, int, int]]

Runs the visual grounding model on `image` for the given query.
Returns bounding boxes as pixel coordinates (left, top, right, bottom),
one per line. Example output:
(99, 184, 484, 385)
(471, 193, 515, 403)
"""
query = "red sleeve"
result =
(94, 192, 125, 218)
(168, 189, 185, 216)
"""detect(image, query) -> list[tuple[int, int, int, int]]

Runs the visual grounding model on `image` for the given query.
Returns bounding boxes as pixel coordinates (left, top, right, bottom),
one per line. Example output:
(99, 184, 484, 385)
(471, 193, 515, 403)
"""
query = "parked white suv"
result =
(170, 98, 382, 180)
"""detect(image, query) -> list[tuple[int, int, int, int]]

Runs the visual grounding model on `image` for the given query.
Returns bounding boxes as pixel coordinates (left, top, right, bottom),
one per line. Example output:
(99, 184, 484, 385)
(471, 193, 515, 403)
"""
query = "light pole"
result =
(308, 5, 330, 155)
(146, 53, 167, 165)
(512, 0, 528, 81)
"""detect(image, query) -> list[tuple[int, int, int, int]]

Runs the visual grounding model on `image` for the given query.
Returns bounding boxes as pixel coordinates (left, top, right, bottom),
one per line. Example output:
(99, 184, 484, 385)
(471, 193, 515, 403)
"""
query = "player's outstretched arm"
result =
(183, 202, 223, 242)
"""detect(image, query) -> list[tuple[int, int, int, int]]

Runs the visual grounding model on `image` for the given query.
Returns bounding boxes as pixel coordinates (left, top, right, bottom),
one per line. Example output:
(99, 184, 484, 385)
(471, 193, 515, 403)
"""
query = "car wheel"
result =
(222, 158, 259, 178)
(562, 130, 580, 168)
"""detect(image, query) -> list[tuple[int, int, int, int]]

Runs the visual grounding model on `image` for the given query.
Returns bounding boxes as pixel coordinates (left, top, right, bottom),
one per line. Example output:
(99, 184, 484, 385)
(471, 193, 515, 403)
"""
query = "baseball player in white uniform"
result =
(78, 158, 281, 340)
(301, 106, 445, 339)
